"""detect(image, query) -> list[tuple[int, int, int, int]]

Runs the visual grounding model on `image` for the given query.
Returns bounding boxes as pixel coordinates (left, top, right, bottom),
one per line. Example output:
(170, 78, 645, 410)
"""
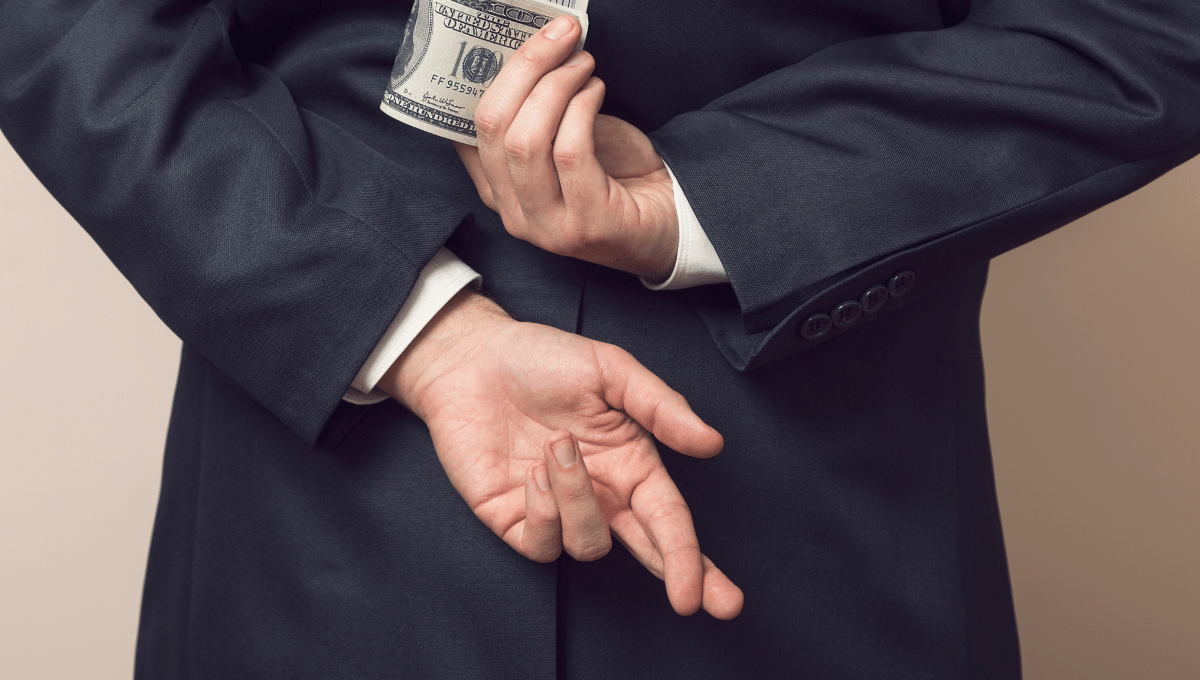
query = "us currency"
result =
(381, 0, 589, 145)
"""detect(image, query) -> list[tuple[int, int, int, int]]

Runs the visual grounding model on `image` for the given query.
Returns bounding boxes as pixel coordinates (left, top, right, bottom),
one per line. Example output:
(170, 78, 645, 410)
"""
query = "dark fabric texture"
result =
(2, 0, 1198, 676)
(558, 264, 1013, 680)
(647, 0, 1200, 368)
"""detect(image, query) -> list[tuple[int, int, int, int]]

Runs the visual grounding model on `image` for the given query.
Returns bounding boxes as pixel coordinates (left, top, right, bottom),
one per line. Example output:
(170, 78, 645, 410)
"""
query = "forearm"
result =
(650, 0, 1200, 369)
(0, 0, 470, 444)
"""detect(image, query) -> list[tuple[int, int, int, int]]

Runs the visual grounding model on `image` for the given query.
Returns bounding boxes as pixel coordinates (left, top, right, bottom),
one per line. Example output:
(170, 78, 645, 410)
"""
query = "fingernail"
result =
(553, 436, 577, 468)
(533, 466, 551, 491)
(544, 16, 573, 40)
(565, 51, 588, 67)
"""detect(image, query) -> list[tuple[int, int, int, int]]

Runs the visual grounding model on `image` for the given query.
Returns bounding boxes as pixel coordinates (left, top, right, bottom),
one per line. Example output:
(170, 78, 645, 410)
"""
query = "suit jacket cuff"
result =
(641, 163, 729, 291)
(342, 247, 481, 405)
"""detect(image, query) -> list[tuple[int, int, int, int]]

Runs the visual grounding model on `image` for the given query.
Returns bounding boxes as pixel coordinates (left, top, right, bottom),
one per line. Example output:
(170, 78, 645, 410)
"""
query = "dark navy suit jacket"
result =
(3, 0, 1198, 677)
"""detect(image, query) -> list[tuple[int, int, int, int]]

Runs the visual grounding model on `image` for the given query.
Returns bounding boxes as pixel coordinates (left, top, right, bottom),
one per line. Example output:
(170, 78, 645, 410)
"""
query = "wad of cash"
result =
(381, 0, 589, 145)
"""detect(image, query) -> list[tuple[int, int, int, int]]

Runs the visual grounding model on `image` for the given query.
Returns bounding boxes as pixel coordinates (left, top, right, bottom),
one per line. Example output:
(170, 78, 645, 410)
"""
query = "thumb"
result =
(595, 343, 724, 458)
(593, 113, 663, 179)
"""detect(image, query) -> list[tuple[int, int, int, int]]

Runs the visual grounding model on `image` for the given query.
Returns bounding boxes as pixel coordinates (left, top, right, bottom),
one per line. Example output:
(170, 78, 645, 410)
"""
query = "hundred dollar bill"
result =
(381, 0, 589, 145)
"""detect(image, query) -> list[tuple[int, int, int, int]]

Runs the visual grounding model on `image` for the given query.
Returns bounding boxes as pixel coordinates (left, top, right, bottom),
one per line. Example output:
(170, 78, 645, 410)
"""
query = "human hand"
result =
(455, 15, 678, 281)
(380, 291, 742, 619)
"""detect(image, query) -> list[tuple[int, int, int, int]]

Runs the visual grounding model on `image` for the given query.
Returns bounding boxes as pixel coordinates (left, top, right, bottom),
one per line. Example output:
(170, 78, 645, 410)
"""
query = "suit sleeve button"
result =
(888, 270, 916, 298)
(798, 313, 833, 340)
(831, 300, 862, 327)
(861, 285, 889, 313)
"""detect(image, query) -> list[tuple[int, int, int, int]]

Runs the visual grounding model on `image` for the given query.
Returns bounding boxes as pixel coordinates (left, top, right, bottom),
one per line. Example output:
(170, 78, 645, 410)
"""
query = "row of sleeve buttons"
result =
(798, 270, 916, 341)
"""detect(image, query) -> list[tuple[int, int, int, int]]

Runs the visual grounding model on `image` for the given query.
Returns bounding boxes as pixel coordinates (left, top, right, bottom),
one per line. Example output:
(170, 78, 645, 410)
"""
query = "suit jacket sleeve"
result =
(0, 0, 471, 446)
(649, 0, 1200, 371)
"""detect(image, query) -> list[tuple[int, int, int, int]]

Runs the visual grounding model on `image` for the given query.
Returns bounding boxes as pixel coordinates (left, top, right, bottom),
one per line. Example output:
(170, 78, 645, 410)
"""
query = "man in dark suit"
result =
(2, 0, 1198, 677)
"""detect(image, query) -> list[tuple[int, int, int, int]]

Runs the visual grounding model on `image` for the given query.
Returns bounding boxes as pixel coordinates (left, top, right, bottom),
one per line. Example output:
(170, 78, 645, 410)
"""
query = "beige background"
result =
(1, 130, 1197, 678)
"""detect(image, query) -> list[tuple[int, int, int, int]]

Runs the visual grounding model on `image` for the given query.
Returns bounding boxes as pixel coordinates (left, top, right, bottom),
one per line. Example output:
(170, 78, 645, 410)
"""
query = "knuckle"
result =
(546, 59, 591, 88)
(557, 227, 588, 254)
(551, 143, 583, 173)
(529, 503, 559, 525)
(503, 131, 541, 166)
(660, 544, 701, 561)
(527, 544, 563, 564)
(474, 108, 504, 142)
(501, 216, 528, 240)
(558, 477, 595, 504)
(516, 45, 547, 69)
(579, 77, 605, 105)
(568, 534, 612, 562)
(559, 218, 600, 253)
(647, 501, 691, 526)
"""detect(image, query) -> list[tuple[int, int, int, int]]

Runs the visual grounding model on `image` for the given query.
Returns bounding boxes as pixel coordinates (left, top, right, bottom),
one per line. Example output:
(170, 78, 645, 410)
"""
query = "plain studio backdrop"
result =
(1, 130, 1198, 678)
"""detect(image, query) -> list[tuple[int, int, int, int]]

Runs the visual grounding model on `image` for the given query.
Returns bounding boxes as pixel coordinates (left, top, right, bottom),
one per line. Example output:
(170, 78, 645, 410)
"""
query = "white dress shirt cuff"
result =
(641, 163, 729, 291)
(342, 247, 482, 405)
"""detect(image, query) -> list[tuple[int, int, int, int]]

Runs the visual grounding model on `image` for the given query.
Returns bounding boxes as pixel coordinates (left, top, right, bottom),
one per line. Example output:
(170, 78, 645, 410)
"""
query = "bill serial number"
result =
(431, 75, 486, 98)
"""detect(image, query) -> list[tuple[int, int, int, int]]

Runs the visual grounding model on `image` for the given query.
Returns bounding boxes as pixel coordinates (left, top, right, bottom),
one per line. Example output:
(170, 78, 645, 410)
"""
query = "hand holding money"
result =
(379, 5, 737, 620)
(456, 15, 680, 281)
(382, 0, 590, 145)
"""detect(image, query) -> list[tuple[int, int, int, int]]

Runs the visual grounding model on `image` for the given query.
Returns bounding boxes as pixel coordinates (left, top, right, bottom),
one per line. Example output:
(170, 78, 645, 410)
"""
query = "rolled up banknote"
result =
(381, 0, 588, 145)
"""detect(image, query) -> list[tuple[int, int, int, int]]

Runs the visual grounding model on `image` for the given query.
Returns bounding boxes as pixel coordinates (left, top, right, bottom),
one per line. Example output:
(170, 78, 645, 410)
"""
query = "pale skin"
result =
(455, 14, 679, 281)
(379, 15, 743, 619)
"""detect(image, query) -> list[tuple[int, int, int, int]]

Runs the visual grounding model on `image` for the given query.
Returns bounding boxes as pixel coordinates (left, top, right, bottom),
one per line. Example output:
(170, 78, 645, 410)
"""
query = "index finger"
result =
(472, 15, 581, 145)
(631, 467, 704, 616)
(595, 343, 724, 459)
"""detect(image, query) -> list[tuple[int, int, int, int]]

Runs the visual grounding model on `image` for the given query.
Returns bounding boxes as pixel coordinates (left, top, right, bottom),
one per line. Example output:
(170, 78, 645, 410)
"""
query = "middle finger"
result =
(504, 50, 596, 226)
(544, 430, 612, 562)
(630, 466, 705, 616)
(475, 15, 582, 212)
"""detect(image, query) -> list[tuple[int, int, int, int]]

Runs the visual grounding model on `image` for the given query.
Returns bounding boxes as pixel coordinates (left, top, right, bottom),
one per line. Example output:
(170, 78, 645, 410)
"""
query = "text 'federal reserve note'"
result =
(381, 0, 589, 145)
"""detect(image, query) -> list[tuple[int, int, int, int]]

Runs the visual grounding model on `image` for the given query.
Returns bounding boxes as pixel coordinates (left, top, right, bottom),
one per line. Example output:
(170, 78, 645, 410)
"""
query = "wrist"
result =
(640, 228, 679, 284)
(629, 172, 679, 281)
(641, 218, 679, 282)
(379, 289, 512, 419)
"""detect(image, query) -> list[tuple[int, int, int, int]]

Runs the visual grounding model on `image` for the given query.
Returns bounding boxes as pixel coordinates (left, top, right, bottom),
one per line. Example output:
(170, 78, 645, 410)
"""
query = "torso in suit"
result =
(1, 0, 1198, 677)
